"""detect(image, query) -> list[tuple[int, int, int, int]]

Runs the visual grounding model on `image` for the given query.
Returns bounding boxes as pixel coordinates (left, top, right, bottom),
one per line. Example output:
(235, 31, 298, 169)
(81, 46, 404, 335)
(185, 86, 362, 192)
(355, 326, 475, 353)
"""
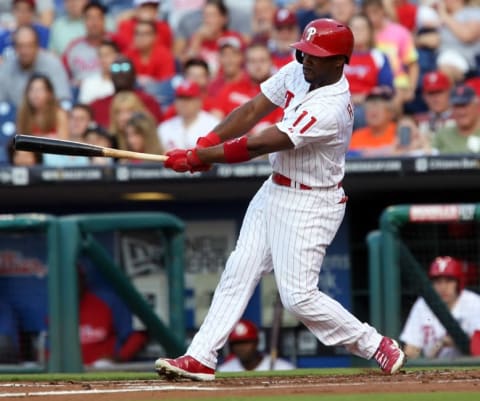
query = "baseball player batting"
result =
(155, 18, 405, 381)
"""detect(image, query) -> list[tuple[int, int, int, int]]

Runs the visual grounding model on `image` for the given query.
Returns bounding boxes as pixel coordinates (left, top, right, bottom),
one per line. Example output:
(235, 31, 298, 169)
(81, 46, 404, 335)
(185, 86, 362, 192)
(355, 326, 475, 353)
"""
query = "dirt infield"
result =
(0, 369, 479, 400)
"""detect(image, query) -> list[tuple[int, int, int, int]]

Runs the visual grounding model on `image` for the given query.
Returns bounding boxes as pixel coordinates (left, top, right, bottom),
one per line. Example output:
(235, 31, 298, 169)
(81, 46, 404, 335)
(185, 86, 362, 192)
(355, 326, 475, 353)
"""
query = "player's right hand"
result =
(165, 149, 211, 173)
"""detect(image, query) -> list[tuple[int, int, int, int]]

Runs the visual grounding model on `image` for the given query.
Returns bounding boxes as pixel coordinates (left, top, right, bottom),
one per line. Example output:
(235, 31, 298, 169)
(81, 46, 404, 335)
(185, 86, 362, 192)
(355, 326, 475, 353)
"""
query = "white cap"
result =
(133, 0, 160, 6)
(416, 5, 441, 29)
(437, 49, 469, 74)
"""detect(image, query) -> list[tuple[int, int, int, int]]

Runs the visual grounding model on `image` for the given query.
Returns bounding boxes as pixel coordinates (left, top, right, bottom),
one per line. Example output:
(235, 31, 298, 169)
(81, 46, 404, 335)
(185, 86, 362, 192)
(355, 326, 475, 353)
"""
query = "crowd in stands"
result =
(1, 0, 480, 166)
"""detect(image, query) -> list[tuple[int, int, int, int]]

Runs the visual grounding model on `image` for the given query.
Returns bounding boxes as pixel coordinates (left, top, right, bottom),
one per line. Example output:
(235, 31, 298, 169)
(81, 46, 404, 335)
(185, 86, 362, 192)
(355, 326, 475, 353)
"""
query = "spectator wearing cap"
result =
(90, 56, 163, 127)
(437, 49, 470, 86)
(432, 84, 480, 154)
(349, 86, 398, 157)
(157, 80, 219, 151)
(414, 70, 455, 140)
(113, 0, 172, 54)
(0, 0, 50, 60)
(207, 35, 246, 97)
(123, 19, 176, 85)
(218, 319, 295, 372)
(345, 13, 394, 130)
(160, 57, 219, 121)
(435, 0, 480, 79)
(62, 1, 112, 87)
(0, 25, 71, 108)
(211, 42, 283, 134)
(295, 0, 331, 32)
(269, 8, 300, 70)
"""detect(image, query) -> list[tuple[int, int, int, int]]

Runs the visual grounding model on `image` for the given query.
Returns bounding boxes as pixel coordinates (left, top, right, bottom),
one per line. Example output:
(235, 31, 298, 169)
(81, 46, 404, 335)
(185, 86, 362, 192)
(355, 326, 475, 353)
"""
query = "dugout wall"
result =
(0, 212, 186, 373)
(368, 203, 480, 364)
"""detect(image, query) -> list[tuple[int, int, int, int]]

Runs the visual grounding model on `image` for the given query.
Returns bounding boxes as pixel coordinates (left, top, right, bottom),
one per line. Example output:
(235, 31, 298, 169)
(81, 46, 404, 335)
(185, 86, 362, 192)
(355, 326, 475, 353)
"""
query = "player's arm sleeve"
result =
(260, 61, 297, 107)
(277, 104, 338, 148)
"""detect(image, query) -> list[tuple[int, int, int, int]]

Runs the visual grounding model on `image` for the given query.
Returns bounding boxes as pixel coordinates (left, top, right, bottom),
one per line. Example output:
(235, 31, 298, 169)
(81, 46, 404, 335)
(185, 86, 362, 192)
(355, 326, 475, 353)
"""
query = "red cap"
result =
(175, 80, 201, 98)
(228, 320, 259, 343)
(422, 71, 451, 93)
(13, 0, 36, 8)
(274, 8, 297, 28)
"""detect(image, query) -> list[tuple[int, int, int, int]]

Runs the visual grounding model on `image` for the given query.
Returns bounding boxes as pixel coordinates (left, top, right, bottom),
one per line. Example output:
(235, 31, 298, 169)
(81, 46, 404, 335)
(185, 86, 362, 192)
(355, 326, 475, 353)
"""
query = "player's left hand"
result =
(165, 148, 210, 173)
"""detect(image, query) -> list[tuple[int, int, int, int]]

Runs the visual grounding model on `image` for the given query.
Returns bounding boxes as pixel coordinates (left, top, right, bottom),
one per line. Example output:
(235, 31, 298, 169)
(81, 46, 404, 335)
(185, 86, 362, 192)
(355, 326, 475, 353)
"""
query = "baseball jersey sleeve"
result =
(260, 61, 297, 107)
(277, 103, 338, 147)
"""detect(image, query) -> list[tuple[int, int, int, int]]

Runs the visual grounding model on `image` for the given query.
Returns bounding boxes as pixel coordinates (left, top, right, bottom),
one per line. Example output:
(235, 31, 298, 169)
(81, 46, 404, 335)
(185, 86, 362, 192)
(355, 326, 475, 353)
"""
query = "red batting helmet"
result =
(228, 320, 259, 343)
(429, 256, 465, 291)
(290, 18, 354, 64)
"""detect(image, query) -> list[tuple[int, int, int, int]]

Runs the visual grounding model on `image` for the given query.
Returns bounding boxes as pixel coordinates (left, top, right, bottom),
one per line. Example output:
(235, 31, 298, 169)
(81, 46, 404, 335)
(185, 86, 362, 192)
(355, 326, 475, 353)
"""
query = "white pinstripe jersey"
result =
(260, 61, 354, 188)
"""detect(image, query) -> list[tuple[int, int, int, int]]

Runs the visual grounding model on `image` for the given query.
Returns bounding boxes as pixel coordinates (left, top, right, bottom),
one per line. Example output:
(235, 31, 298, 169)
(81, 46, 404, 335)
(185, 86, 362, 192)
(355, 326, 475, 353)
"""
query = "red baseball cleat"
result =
(374, 337, 406, 374)
(155, 355, 215, 381)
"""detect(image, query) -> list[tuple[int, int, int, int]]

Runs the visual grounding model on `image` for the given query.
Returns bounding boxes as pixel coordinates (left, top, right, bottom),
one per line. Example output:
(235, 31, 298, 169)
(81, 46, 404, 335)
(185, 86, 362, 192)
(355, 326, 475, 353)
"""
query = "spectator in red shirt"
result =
(268, 8, 299, 70)
(90, 56, 163, 127)
(78, 266, 147, 366)
(207, 35, 246, 97)
(212, 42, 282, 135)
(345, 13, 394, 129)
(124, 20, 176, 85)
(177, 0, 244, 78)
(113, 0, 172, 53)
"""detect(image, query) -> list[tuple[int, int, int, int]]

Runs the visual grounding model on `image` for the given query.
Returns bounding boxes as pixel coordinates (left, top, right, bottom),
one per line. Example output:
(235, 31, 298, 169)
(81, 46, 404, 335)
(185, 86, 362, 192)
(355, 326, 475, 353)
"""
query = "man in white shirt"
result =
(400, 256, 480, 359)
(157, 80, 219, 151)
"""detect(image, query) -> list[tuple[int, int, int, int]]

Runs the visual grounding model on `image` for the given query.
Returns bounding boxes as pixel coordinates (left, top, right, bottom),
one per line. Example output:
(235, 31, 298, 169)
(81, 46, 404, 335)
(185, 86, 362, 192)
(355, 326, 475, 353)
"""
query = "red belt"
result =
(272, 173, 342, 190)
(272, 173, 312, 190)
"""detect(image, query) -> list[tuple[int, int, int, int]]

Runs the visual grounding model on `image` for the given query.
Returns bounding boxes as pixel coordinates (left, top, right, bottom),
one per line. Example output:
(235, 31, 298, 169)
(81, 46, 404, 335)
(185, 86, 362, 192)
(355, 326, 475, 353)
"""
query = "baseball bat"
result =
(13, 134, 168, 162)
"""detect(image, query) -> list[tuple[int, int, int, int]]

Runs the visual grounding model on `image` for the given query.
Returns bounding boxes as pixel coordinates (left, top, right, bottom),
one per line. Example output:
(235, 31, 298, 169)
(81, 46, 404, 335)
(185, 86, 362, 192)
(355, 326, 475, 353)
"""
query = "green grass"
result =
(0, 366, 478, 382)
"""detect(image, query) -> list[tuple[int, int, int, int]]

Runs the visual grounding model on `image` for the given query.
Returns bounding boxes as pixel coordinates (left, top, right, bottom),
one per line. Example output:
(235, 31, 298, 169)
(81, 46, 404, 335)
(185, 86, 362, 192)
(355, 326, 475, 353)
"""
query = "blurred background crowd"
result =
(1, 0, 480, 166)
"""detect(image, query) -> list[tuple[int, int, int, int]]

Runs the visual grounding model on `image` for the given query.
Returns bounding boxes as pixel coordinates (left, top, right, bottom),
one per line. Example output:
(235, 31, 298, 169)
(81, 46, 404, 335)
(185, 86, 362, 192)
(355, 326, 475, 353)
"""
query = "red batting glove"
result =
(164, 149, 191, 172)
(196, 131, 221, 148)
(186, 148, 211, 172)
(164, 148, 210, 173)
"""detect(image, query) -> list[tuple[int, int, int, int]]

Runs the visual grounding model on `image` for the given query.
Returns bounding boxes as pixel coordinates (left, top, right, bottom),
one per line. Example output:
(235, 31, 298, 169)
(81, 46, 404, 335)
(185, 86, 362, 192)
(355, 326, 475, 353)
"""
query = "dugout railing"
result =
(368, 203, 480, 365)
(0, 214, 60, 372)
(0, 212, 187, 373)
